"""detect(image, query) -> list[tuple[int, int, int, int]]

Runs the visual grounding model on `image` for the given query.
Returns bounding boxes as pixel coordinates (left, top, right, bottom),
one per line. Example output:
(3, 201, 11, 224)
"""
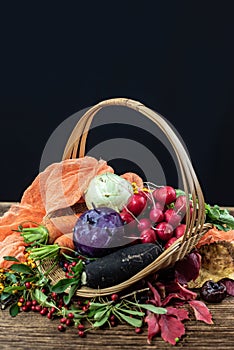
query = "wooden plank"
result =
(0, 202, 234, 349)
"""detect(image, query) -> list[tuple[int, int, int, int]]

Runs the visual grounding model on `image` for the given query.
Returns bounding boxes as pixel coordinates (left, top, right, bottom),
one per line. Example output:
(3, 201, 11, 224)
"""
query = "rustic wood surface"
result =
(0, 202, 234, 350)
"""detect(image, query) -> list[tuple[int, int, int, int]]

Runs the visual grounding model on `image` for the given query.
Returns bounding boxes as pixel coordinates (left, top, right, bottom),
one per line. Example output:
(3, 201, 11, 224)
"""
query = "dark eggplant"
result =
(82, 243, 163, 289)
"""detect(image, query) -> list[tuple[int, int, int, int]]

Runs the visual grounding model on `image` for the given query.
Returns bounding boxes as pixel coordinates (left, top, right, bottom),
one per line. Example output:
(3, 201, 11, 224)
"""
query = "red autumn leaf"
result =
(175, 251, 201, 284)
(159, 314, 186, 345)
(162, 283, 197, 306)
(221, 279, 234, 296)
(148, 281, 162, 306)
(166, 306, 190, 321)
(189, 300, 213, 324)
(145, 311, 160, 344)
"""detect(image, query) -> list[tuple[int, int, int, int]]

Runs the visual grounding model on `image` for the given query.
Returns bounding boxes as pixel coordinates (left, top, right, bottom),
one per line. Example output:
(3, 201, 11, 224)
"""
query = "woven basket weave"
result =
(43, 98, 210, 297)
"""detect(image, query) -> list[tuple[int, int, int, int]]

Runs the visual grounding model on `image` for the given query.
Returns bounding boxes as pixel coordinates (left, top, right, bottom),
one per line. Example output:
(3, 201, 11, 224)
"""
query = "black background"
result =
(1, 2, 234, 205)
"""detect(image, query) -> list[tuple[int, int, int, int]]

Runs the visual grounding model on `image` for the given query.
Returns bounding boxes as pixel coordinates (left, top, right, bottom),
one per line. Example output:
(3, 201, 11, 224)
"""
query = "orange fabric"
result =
(197, 227, 234, 248)
(0, 232, 27, 269)
(0, 157, 113, 267)
(120, 172, 143, 189)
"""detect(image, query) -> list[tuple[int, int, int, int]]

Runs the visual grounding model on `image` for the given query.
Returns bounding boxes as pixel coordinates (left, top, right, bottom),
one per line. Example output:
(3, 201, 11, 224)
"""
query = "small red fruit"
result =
(77, 324, 85, 331)
(164, 208, 181, 227)
(60, 317, 67, 324)
(135, 327, 142, 334)
(66, 318, 74, 326)
(67, 312, 74, 319)
(25, 282, 31, 289)
(58, 325, 66, 332)
(140, 228, 156, 244)
(78, 330, 85, 337)
(47, 312, 53, 319)
(31, 300, 37, 306)
(18, 297, 24, 303)
(21, 305, 30, 312)
(155, 222, 174, 241)
(153, 186, 176, 205)
(35, 305, 42, 312)
(149, 208, 164, 223)
(40, 307, 48, 316)
(127, 193, 147, 216)
(111, 293, 119, 302)
(164, 237, 177, 249)
(174, 224, 186, 238)
(137, 218, 152, 232)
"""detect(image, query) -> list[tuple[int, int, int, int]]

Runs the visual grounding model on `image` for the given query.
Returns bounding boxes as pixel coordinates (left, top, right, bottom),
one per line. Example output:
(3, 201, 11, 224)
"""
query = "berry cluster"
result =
(120, 186, 193, 248)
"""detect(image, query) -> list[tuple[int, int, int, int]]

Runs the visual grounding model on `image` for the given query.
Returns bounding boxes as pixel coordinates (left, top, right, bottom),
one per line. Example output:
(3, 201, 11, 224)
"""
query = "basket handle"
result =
(62, 97, 206, 249)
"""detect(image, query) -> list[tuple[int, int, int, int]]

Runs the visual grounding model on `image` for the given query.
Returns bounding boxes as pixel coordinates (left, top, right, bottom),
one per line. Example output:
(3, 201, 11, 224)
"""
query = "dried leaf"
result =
(159, 314, 186, 345)
(175, 251, 201, 284)
(221, 279, 234, 296)
(145, 311, 160, 344)
(189, 300, 213, 324)
(166, 306, 189, 321)
(147, 281, 162, 306)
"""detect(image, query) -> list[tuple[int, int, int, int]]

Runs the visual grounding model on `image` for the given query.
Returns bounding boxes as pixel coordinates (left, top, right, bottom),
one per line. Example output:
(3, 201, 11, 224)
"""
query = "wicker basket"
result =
(44, 98, 210, 297)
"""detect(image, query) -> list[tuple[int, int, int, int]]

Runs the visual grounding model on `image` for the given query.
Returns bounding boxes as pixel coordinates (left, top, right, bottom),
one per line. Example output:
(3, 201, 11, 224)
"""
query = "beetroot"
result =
(153, 186, 176, 205)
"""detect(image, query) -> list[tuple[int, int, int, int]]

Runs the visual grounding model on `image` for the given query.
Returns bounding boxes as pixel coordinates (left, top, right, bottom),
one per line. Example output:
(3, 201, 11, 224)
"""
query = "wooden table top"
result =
(0, 202, 234, 350)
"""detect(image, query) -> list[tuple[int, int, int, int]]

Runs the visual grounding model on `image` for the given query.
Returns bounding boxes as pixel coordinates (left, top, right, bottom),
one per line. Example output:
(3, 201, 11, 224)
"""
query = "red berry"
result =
(31, 300, 37, 306)
(18, 297, 24, 303)
(174, 224, 186, 238)
(82, 305, 88, 312)
(111, 294, 119, 302)
(50, 307, 56, 314)
(25, 301, 32, 308)
(127, 193, 147, 216)
(135, 327, 142, 334)
(71, 261, 77, 267)
(41, 288, 46, 293)
(25, 282, 31, 289)
(137, 218, 152, 232)
(63, 262, 69, 269)
(78, 330, 85, 338)
(40, 308, 48, 316)
(164, 237, 177, 249)
(67, 312, 74, 319)
(60, 317, 67, 324)
(110, 320, 117, 327)
(155, 222, 174, 241)
(149, 208, 164, 223)
(77, 324, 85, 331)
(140, 228, 156, 244)
(153, 186, 176, 205)
(51, 292, 58, 301)
(110, 315, 116, 322)
(47, 312, 53, 319)
(164, 208, 181, 227)
(58, 325, 66, 332)
(35, 305, 42, 312)
(21, 305, 29, 312)
(66, 318, 74, 326)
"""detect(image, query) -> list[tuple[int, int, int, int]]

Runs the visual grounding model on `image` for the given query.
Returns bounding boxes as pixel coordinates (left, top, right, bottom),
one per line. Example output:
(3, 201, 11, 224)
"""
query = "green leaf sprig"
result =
(205, 204, 234, 230)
